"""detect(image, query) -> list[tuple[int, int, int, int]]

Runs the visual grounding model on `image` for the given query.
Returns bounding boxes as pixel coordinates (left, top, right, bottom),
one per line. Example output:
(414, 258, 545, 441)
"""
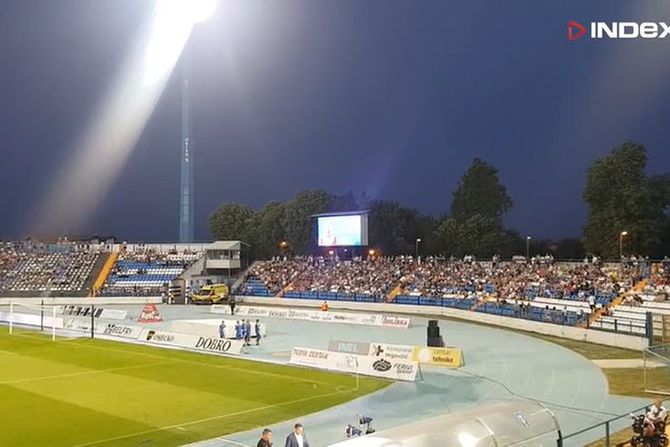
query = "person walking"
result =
(257, 428, 273, 447)
(285, 424, 309, 447)
(229, 295, 236, 315)
(218, 320, 226, 339)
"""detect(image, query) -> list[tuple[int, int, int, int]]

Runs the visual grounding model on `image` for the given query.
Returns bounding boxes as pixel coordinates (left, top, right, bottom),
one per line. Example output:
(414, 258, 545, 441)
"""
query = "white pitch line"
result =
(71, 388, 352, 447)
(0, 361, 171, 385)
(215, 438, 252, 447)
(13, 332, 337, 388)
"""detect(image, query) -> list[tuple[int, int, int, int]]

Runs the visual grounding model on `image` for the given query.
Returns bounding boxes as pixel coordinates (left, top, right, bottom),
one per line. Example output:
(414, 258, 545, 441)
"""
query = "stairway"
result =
(90, 252, 118, 296)
(587, 279, 648, 327)
(386, 283, 404, 302)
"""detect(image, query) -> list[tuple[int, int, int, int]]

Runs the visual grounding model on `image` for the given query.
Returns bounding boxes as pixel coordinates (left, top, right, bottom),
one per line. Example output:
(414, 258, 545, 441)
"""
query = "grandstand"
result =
(236, 257, 644, 328)
(100, 248, 203, 297)
(0, 242, 100, 296)
(0, 240, 247, 303)
(1, 243, 665, 334)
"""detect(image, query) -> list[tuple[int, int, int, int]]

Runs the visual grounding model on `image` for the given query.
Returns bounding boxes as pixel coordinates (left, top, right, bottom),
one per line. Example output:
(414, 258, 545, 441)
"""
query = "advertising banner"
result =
(139, 329, 244, 355)
(328, 340, 371, 355)
(138, 304, 162, 323)
(99, 323, 144, 340)
(211, 305, 409, 329)
(368, 343, 414, 361)
(170, 319, 267, 339)
(289, 347, 418, 381)
(411, 346, 464, 368)
(59, 306, 127, 320)
(381, 315, 411, 329)
(63, 318, 93, 332)
(330, 340, 464, 368)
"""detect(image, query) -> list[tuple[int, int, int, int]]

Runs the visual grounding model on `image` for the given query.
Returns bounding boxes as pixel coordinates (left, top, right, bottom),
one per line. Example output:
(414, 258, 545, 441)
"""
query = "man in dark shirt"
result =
(255, 319, 262, 345)
(257, 428, 272, 447)
(229, 295, 236, 315)
(244, 320, 252, 346)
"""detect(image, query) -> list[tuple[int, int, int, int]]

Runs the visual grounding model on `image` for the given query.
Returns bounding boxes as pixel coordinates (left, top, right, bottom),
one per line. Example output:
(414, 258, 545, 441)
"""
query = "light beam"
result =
(33, 0, 217, 235)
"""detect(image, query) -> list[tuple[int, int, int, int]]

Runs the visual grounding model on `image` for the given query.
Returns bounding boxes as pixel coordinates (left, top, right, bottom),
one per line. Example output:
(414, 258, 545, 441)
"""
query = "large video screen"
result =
(317, 214, 368, 247)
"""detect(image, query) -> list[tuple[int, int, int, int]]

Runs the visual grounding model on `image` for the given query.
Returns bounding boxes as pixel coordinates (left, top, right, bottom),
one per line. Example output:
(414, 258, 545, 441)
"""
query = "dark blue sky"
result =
(1, 1, 670, 241)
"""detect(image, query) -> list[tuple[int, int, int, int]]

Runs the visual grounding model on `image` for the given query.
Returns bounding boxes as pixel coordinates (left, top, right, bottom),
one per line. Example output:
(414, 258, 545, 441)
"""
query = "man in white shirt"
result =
(285, 423, 309, 447)
(647, 399, 668, 425)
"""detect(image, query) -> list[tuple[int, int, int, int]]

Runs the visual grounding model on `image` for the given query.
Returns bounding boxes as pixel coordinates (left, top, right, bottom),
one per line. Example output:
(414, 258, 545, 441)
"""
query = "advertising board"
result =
(289, 347, 418, 381)
(330, 339, 464, 368)
(139, 329, 244, 355)
(211, 305, 409, 329)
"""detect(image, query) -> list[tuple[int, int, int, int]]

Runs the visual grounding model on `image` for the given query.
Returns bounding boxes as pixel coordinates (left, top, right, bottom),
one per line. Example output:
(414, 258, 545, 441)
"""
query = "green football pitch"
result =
(0, 328, 388, 447)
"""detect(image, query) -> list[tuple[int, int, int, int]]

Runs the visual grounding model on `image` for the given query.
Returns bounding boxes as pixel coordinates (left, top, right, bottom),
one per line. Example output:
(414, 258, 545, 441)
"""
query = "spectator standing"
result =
(229, 295, 236, 315)
(219, 320, 226, 339)
(244, 319, 252, 346)
(285, 424, 309, 447)
(257, 429, 273, 447)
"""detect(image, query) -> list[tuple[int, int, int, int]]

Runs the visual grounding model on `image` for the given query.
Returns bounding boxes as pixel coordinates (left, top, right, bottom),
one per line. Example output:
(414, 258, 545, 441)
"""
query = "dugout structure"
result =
(327, 401, 561, 447)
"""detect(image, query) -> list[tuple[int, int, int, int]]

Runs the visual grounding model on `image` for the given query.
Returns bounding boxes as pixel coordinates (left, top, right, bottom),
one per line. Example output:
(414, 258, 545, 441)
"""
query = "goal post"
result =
(3, 301, 61, 341)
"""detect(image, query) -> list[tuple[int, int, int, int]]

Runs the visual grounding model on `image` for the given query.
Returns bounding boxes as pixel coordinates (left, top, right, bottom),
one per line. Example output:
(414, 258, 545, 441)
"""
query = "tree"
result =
(208, 203, 254, 241)
(554, 238, 586, 260)
(583, 142, 670, 257)
(281, 190, 331, 254)
(434, 158, 513, 257)
(434, 215, 507, 258)
(251, 201, 286, 259)
(368, 200, 435, 255)
(451, 158, 512, 224)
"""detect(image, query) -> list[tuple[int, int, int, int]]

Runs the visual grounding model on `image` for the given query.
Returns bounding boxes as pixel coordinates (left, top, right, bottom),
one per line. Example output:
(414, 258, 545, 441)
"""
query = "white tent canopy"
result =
(328, 401, 561, 447)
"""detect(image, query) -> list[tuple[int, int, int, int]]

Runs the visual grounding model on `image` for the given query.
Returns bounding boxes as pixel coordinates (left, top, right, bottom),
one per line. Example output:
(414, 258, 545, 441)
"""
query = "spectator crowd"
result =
(238, 255, 640, 306)
(0, 241, 99, 294)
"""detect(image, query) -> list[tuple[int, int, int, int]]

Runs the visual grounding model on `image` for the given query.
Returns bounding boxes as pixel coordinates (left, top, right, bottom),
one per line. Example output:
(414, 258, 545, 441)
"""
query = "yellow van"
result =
(192, 284, 229, 305)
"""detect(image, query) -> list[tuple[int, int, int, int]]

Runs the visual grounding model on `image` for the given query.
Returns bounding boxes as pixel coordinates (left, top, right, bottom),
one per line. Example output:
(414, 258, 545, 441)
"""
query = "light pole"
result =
(619, 231, 628, 259)
(177, 0, 217, 242)
(526, 236, 531, 259)
(415, 238, 422, 258)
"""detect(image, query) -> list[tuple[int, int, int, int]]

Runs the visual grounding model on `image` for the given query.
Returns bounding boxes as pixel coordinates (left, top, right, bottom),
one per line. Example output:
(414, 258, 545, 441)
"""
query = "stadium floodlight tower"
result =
(175, 0, 217, 242)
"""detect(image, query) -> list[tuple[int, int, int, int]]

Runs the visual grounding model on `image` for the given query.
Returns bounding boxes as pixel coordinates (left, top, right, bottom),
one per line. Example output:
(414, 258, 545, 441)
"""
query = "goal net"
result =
(643, 343, 670, 396)
(0, 301, 62, 341)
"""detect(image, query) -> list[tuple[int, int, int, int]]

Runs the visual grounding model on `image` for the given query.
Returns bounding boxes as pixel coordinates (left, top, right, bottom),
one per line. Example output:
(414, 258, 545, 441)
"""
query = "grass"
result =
(0, 328, 388, 447)
(523, 333, 641, 360)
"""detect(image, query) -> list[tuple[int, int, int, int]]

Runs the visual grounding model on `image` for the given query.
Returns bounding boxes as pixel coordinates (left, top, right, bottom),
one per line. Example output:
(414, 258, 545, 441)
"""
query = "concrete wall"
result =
(236, 295, 649, 351)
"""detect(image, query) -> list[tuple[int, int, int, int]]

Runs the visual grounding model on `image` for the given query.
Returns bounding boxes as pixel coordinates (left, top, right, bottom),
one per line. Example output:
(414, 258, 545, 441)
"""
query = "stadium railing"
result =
(282, 290, 385, 303)
(555, 400, 668, 447)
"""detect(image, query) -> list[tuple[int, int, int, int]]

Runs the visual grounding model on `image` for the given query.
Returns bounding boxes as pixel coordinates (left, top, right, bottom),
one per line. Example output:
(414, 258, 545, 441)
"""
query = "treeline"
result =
(209, 142, 670, 259)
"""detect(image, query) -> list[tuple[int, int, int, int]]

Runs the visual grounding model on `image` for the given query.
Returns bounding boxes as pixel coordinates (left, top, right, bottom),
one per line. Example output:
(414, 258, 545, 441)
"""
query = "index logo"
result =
(569, 20, 670, 40)
(567, 20, 587, 40)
